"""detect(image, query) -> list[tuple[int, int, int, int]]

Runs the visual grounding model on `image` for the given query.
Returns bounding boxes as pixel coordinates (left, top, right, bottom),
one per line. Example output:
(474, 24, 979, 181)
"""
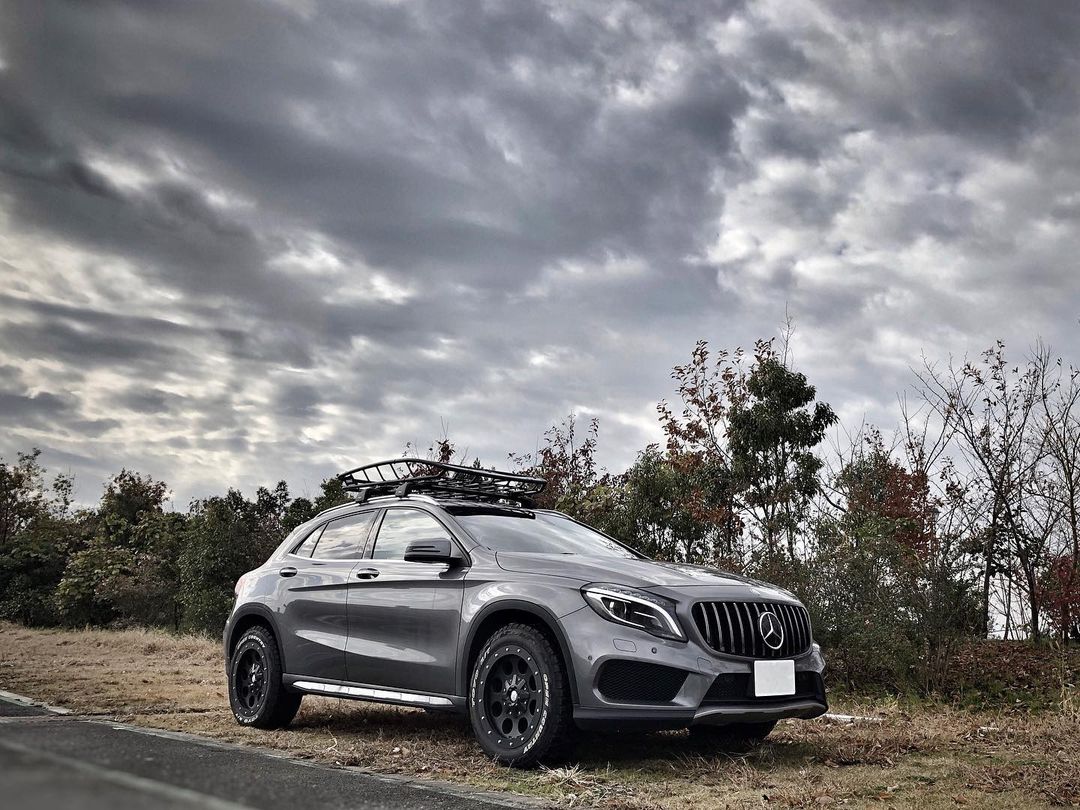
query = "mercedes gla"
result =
(224, 459, 827, 765)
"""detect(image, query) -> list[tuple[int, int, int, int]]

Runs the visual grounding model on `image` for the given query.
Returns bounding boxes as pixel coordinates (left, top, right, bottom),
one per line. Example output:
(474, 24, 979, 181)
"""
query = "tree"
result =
(612, 446, 713, 563)
(1033, 345, 1080, 643)
(509, 414, 618, 529)
(658, 339, 836, 566)
(728, 356, 837, 560)
(657, 340, 762, 560)
(810, 427, 979, 692)
(96, 510, 188, 629)
(0, 449, 79, 626)
(178, 490, 269, 634)
(511, 415, 598, 508)
(0, 449, 71, 549)
(918, 343, 1060, 640)
(56, 469, 172, 626)
(1040, 553, 1080, 641)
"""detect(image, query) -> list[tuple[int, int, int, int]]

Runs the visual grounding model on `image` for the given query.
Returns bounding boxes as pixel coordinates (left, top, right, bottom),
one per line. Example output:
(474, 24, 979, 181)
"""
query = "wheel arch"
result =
(459, 600, 579, 705)
(226, 605, 288, 672)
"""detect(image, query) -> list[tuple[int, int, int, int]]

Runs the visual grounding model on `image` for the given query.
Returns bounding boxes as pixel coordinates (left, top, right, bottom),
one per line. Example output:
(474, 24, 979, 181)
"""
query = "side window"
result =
(290, 525, 324, 558)
(311, 512, 377, 560)
(371, 509, 452, 561)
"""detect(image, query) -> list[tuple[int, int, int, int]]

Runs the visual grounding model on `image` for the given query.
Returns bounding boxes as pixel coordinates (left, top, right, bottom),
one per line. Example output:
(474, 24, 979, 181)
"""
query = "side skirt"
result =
(283, 674, 465, 712)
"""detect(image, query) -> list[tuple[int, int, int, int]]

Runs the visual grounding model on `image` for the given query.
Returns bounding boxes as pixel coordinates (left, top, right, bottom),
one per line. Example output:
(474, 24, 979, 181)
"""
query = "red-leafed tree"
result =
(839, 429, 936, 561)
(509, 414, 623, 535)
(1040, 553, 1080, 642)
(656, 340, 760, 562)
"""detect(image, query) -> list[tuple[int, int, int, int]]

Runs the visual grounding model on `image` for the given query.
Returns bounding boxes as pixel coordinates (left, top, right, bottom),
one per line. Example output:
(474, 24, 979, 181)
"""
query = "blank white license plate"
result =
(754, 660, 796, 697)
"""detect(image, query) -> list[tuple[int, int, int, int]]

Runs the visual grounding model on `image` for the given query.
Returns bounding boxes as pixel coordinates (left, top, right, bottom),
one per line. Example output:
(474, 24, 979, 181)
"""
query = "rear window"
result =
(311, 511, 377, 560)
(290, 525, 323, 557)
(448, 509, 637, 558)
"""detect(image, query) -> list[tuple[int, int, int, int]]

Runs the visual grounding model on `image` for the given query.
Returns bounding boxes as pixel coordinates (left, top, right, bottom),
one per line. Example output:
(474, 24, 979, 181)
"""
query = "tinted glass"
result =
(450, 510, 637, 558)
(291, 525, 323, 558)
(371, 509, 452, 560)
(311, 512, 376, 560)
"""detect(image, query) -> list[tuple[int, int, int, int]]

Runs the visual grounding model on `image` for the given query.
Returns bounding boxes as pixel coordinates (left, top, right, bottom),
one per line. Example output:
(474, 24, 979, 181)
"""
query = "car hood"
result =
(494, 552, 796, 599)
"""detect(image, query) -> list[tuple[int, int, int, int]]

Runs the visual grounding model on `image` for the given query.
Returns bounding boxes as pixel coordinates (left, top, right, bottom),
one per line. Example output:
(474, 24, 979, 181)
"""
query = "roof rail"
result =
(337, 458, 545, 507)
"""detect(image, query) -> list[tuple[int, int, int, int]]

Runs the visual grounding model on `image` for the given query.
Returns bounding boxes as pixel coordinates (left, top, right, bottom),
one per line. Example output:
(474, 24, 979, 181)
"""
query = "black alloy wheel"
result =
(228, 624, 303, 729)
(482, 650, 544, 745)
(233, 647, 268, 715)
(468, 623, 574, 766)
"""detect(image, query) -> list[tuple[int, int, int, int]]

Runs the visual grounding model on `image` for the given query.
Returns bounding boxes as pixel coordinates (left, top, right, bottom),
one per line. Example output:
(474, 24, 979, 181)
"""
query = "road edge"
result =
(0, 689, 71, 715)
(0, 691, 548, 810)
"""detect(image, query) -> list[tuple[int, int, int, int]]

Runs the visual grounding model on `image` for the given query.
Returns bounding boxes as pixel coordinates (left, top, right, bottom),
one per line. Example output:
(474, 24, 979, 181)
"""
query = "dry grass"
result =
(2, 622, 1078, 808)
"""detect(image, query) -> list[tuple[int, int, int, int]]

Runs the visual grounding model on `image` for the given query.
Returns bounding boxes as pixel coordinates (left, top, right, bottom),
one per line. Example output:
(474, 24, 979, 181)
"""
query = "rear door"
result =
(345, 507, 467, 694)
(273, 510, 377, 681)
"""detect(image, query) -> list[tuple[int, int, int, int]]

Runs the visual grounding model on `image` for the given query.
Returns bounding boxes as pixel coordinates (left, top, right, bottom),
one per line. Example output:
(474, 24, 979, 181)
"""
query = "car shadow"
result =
(289, 700, 806, 770)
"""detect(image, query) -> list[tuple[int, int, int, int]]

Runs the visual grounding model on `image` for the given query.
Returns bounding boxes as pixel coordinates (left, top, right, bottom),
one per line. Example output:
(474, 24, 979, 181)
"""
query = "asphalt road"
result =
(0, 697, 542, 810)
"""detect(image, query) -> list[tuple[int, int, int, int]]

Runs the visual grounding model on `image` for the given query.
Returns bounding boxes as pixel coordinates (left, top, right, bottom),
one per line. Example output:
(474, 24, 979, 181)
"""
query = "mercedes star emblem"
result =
(758, 610, 785, 650)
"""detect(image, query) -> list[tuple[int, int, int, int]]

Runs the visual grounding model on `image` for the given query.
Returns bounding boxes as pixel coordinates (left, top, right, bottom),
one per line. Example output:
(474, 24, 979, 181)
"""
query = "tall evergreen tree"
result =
(728, 357, 837, 559)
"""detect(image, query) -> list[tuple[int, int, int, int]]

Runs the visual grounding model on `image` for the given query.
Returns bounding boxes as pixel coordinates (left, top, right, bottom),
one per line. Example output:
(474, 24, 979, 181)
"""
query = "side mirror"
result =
(404, 538, 459, 565)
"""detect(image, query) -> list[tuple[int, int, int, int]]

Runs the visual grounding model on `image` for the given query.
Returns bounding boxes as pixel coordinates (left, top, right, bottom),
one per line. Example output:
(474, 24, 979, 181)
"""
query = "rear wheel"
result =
(228, 625, 302, 729)
(468, 623, 574, 767)
(689, 720, 776, 751)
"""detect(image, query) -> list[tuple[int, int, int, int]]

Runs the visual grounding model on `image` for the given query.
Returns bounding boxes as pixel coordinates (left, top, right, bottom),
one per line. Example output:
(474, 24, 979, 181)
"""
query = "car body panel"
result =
(269, 557, 357, 680)
(494, 551, 780, 591)
(345, 559, 466, 693)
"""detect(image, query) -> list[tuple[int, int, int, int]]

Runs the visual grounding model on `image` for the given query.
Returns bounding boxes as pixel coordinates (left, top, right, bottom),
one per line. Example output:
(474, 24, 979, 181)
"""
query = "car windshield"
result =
(448, 508, 639, 558)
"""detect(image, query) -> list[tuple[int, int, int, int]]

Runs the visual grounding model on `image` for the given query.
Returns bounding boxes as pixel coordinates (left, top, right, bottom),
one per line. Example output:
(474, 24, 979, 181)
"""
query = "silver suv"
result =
(224, 459, 827, 766)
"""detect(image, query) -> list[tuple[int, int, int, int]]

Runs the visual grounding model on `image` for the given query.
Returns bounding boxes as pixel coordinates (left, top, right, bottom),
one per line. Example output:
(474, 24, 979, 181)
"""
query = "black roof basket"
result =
(337, 458, 546, 507)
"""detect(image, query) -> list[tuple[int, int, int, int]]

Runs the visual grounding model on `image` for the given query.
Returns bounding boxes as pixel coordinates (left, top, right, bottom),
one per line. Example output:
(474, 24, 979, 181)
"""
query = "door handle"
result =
(355, 568, 380, 580)
(279, 566, 298, 578)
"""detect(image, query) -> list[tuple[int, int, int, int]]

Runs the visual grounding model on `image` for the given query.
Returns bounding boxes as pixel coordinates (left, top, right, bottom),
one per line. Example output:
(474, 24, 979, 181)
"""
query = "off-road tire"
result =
(228, 624, 302, 729)
(689, 720, 777, 751)
(468, 623, 575, 767)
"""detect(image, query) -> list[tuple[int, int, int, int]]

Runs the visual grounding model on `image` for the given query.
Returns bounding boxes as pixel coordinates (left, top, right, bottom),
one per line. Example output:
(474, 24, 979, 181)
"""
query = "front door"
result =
(274, 510, 377, 681)
(345, 507, 467, 695)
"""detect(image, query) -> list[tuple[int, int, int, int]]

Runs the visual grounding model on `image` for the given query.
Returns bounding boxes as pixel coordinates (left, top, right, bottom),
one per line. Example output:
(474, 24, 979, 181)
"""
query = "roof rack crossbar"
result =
(338, 458, 545, 506)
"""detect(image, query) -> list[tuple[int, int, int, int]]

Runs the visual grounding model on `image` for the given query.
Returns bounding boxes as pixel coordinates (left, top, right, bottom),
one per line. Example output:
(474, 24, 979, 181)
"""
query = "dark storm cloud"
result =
(5, 1, 747, 289)
(0, 390, 71, 423)
(1, 0, 1078, 503)
(112, 387, 189, 416)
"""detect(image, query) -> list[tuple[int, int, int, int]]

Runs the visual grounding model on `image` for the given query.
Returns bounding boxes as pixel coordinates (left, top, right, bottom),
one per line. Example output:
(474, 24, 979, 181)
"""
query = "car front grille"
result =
(691, 601, 812, 658)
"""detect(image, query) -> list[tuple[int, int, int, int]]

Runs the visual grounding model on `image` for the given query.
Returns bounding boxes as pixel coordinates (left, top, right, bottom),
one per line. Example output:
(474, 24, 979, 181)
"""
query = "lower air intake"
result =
(702, 671, 826, 704)
(596, 660, 688, 703)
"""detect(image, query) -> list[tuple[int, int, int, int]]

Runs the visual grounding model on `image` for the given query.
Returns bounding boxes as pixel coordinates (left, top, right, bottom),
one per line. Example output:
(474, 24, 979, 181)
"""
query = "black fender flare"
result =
(458, 599, 579, 705)
(224, 604, 288, 672)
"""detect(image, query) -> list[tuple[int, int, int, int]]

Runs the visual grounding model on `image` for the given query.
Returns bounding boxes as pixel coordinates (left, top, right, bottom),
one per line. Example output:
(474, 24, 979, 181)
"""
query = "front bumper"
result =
(559, 604, 828, 731)
(574, 700, 827, 731)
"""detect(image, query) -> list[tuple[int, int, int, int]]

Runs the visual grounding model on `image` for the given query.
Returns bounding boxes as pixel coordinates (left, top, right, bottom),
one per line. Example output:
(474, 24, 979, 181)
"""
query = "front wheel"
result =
(468, 623, 574, 767)
(228, 625, 302, 729)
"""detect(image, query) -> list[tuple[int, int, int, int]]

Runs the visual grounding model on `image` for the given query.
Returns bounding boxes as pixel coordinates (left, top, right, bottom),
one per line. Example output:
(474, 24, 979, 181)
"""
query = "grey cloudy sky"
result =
(2, 0, 1079, 506)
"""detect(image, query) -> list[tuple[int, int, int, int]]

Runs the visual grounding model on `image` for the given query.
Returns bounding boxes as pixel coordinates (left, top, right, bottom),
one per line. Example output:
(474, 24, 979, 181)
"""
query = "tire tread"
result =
(469, 622, 575, 766)
(229, 624, 302, 730)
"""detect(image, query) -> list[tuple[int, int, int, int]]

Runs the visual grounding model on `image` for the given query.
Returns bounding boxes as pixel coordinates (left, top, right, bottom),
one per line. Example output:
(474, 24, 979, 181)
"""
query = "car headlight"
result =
(581, 583, 685, 641)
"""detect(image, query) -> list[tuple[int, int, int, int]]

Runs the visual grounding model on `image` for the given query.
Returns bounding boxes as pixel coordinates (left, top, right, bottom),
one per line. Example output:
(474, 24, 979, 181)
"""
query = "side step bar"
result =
(291, 680, 454, 707)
